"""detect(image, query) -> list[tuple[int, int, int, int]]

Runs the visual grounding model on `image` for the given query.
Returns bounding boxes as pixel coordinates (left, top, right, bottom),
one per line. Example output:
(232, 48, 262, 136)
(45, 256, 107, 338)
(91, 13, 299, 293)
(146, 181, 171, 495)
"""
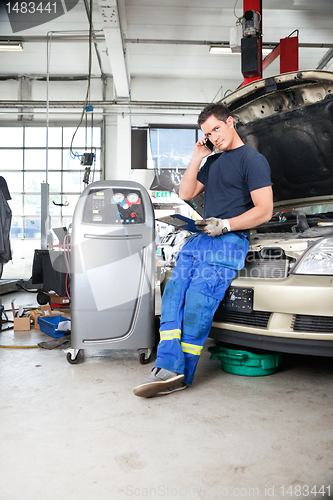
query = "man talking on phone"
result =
(134, 102, 273, 397)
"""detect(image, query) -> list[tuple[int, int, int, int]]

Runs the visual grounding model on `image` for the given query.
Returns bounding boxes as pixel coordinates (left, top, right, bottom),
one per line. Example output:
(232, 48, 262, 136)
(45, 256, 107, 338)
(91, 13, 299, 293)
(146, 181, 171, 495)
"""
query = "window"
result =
(0, 126, 102, 279)
(147, 126, 204, 194)
(148, 126, 204, 170)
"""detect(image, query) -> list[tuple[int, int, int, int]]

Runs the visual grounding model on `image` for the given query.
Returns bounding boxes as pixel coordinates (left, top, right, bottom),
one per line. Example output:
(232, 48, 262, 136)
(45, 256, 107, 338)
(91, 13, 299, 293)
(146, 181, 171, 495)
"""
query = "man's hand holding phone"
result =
(193, 137, 215, 161)
(180, 137, 214, 199)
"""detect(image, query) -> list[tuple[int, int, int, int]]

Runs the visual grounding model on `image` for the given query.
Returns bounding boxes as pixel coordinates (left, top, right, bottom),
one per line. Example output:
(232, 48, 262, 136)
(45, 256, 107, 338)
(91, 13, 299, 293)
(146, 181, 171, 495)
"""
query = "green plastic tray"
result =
(208, 345, 283, 377)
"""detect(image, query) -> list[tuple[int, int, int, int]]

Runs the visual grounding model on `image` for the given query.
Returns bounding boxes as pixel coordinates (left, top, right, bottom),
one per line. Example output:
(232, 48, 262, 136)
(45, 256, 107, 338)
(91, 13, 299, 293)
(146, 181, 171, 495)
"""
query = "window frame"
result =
(0, 125, 103, 240)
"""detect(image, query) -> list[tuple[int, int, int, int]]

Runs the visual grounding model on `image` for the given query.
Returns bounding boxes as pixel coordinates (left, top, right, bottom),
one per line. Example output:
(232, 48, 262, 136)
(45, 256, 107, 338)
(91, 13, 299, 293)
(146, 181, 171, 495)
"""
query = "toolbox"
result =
(38, 315, 71, 339)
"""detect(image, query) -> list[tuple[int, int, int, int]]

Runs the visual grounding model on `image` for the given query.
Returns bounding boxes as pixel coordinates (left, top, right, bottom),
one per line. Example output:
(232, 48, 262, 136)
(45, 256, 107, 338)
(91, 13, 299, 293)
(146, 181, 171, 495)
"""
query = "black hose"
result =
(16, 283, 40, 293)
(291, 209, 310, 233)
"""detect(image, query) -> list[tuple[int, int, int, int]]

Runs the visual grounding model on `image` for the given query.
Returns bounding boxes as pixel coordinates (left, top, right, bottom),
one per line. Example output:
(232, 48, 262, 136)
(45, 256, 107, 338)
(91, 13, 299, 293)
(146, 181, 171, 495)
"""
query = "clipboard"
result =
(156, 214, 202, 233)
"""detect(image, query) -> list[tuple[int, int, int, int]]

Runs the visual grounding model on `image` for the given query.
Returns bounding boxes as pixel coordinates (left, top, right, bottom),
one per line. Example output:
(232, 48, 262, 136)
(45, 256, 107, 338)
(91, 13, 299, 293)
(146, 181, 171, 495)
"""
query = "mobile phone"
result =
(205, 138, 214, 152)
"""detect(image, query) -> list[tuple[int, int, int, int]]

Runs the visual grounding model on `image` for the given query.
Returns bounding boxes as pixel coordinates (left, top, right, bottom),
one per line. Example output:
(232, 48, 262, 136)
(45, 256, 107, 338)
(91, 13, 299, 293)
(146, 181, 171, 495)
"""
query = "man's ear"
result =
(227, 115, 234, 128)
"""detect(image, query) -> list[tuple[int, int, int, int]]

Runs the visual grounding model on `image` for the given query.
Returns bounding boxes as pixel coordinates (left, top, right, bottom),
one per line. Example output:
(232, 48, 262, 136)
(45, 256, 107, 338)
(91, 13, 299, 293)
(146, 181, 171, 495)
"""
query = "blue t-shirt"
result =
(197, 144, 272, 220)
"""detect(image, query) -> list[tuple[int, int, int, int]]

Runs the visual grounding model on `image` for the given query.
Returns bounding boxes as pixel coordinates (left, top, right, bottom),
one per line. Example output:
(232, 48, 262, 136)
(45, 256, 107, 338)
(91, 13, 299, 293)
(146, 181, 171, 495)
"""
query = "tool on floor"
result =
(0, 304, 13, 332)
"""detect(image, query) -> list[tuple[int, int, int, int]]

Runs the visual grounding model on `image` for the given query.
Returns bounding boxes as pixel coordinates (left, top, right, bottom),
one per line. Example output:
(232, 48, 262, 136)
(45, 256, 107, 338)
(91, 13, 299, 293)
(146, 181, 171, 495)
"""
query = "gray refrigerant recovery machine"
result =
(66, 180, 156, 364)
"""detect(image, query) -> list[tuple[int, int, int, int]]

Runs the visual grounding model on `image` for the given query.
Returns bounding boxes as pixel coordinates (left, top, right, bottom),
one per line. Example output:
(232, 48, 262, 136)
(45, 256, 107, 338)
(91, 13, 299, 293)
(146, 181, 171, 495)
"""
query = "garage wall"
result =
(130, 76, 238, 104)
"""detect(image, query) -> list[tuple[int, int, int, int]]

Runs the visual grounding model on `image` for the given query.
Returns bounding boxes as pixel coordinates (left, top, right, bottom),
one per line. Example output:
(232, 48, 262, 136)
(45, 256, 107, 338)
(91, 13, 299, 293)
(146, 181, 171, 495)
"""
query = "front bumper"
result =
(210, 274, 333, 356)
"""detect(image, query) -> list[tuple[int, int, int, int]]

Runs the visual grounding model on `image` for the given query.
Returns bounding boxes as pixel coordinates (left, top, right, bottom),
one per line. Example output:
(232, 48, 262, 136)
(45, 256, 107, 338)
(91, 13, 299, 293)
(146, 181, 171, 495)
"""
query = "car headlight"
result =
(292, 237, 333, 275)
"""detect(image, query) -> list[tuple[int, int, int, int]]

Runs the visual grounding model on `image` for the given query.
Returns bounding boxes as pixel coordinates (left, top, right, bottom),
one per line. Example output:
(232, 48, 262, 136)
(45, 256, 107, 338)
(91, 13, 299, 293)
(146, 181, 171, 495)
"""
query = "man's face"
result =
(201, 114, 235, 151)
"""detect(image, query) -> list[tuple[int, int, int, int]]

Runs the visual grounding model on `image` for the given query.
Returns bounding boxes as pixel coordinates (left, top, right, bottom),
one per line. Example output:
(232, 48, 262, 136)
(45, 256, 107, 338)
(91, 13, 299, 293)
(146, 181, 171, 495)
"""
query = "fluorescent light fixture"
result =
(0, 41, 23, 52)
(209, 45, 272, 56)
(209, 46, 234, 54)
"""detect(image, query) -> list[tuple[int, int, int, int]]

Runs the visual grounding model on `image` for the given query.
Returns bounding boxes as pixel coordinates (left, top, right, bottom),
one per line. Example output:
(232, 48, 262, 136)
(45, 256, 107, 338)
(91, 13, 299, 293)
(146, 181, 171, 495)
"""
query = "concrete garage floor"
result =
(0, 289, 332, 500)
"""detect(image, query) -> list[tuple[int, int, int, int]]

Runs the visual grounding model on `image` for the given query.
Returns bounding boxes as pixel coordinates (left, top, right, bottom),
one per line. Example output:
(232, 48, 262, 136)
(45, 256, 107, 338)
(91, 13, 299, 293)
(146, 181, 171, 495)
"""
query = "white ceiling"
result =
(0, 0, 333, 102)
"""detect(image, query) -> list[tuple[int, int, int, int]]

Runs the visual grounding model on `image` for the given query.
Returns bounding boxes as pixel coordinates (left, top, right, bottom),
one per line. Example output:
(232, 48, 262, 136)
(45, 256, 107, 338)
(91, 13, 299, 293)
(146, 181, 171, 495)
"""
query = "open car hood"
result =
(155, 71, 333, 219)
(223, 70, 333, 212)
(187, 70, 333, 218)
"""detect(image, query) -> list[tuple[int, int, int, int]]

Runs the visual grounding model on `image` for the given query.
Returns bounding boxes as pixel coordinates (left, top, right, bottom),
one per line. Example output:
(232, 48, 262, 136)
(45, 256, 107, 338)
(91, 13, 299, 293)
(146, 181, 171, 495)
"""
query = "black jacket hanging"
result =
(0, 189, 12, 264)
(0, 176, 11, 200)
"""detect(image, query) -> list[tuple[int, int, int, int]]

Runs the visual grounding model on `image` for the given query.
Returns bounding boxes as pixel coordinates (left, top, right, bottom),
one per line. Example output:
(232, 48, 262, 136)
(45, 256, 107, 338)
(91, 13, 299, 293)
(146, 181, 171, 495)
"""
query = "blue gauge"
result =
(112, 193, 125, 204)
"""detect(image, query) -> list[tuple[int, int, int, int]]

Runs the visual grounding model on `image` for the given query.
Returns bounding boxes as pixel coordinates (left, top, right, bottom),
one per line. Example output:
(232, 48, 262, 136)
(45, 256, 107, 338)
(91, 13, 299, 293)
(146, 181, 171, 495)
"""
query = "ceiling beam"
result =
(98, 0, 130, 99)
(0, 100, 207, 110)
(124, 38, 333, 50)
(317, 48, 333, 70)
(1, 35, 332, 51)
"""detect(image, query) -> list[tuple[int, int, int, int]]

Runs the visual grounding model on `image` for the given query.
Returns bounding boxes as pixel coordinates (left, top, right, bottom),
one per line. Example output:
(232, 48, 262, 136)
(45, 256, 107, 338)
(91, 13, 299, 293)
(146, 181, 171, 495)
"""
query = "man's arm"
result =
(179, 139, 210, 200)
(195, 185, 273, 237)
(229, 185, 273, 231)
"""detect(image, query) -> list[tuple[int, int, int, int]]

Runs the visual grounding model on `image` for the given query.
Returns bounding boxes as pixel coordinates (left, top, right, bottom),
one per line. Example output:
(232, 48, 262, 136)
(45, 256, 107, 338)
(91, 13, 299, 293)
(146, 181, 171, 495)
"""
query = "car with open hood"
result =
(183, 70, 333, 356)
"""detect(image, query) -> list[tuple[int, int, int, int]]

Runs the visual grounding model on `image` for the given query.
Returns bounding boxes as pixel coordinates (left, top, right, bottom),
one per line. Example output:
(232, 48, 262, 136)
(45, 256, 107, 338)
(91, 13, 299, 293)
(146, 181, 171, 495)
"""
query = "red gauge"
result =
(127, 192, 140, 205)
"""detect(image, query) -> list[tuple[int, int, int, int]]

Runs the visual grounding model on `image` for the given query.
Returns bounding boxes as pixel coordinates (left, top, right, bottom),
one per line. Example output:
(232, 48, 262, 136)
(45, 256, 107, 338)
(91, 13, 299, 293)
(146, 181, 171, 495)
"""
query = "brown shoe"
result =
(157, 382, 188, 396)
(133, 367, 185, 398)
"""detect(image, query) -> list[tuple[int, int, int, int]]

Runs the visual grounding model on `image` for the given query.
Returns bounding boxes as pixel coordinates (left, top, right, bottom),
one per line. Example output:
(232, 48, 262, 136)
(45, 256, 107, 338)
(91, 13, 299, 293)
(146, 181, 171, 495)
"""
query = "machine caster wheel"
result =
(66, 349, 83, 364)
(138, 348, 153, 364)
(37, 292, 50, 305)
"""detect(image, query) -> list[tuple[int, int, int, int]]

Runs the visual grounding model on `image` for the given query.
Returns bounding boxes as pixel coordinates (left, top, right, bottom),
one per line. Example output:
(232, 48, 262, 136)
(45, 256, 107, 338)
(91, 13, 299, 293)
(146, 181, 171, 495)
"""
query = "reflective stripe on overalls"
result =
(160, 330, 181, 341)
(155, 231, 249, 385)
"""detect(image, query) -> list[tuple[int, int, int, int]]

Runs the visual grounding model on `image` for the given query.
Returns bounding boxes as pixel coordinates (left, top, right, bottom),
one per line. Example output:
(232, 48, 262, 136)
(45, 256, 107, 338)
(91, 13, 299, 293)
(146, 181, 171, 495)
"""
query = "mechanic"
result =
(133, 102, 273, 398)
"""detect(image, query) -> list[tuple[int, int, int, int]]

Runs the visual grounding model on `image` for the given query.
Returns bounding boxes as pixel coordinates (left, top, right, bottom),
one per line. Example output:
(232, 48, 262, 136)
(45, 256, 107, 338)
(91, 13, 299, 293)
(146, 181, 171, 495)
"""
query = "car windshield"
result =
(302, 204, 333, 216)
(258, 204, 333, 235)
(272, 205, 333, 220)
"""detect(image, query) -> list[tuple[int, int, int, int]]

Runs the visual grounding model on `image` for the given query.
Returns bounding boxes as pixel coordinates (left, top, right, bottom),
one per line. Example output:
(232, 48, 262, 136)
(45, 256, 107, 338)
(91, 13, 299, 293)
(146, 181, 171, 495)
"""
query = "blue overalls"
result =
(155, 231, 249, 385)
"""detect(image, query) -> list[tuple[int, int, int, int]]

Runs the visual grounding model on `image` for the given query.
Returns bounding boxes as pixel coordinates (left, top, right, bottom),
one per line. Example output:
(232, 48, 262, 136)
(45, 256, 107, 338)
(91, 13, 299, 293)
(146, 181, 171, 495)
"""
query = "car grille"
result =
(214, 309, 271, 328)
(238, 258, 289, 279)
(292, 315, 333, 333)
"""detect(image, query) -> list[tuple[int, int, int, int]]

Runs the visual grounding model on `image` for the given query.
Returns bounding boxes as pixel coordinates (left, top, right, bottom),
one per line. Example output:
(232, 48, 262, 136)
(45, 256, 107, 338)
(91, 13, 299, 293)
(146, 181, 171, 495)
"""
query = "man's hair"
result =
(197, 102, 232, 127)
